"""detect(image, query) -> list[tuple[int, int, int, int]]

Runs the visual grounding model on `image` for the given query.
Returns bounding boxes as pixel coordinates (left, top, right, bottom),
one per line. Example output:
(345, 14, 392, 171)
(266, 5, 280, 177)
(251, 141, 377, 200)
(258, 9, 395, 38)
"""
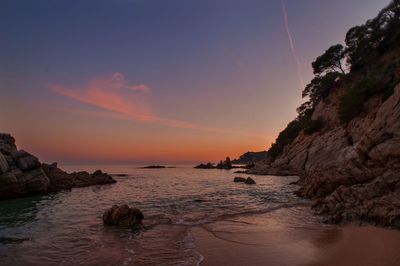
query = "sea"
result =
(0, 164, 324, 265)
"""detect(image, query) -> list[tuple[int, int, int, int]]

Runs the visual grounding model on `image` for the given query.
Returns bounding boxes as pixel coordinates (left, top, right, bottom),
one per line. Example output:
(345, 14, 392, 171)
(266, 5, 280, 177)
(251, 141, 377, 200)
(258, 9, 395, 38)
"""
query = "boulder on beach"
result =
(234, 177, 246, 183)
(103, 204, 144, 229)
(245, 177, 256, 185)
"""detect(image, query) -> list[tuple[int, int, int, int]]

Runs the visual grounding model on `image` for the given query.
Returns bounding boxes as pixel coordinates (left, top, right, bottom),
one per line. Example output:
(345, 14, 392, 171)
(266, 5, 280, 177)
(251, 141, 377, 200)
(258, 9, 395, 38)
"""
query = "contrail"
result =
(280, 0, 305, 89)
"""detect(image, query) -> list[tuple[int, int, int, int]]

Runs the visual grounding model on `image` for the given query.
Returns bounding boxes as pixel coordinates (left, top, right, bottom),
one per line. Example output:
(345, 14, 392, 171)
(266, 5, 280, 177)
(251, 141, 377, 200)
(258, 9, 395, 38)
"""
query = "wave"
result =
(170, 202, 310, 227)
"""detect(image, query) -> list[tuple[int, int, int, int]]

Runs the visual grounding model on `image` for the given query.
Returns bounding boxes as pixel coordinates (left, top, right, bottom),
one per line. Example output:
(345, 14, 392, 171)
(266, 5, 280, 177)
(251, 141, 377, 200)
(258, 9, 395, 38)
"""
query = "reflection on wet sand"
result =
(192, 210, 400, 266)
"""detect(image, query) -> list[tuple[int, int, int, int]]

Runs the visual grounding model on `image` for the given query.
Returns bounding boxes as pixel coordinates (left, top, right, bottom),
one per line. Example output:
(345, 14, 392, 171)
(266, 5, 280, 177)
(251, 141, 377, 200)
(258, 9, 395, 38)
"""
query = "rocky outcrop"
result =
(233, 176, 256, 184)
(234, 177, 246, 182)
(0, 133, 116, 200)
(250, 83, 400, 228)
(0, 134, 50, 200)
(194, 163, 216, 169)
(42, 164, 116, 192)
(216, 157, 233, 169)
(245, 177, 256, 185)
(231, 151, 268, 164)
(103, 204, 144, 229)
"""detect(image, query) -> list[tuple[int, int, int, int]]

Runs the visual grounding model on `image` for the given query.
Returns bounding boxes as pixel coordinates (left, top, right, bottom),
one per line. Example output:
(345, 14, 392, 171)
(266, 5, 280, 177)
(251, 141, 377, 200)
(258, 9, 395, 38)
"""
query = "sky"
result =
(0, 0, 389, 164)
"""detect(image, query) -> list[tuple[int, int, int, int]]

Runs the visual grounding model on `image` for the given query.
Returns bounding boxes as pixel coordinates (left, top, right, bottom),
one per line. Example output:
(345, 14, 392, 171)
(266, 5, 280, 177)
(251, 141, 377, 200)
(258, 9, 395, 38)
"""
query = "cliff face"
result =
(0, 134, 116, 200)
(231, 151, 268, 164)
(250, 82, 400, 228)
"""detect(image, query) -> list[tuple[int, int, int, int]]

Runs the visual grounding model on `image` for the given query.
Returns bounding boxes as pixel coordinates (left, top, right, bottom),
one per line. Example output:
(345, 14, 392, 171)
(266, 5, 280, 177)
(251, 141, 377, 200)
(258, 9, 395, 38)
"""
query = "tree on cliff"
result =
(268, 0, 400, 160)
(301, 72, 342, 110)
(312, 44, 346, 75)
(346, 0, 400, 70)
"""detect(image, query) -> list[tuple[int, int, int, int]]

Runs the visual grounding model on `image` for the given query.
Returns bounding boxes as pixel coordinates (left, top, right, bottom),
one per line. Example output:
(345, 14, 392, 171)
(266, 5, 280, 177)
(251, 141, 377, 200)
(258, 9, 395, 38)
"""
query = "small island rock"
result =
(194, 163, 216, 169)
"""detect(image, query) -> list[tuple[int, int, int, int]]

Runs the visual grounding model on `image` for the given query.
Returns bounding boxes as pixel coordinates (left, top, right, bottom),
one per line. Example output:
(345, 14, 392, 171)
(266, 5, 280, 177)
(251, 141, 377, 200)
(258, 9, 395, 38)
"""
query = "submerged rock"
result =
(245, 177, 256, 185)
(234, 177, 246, 182)
(0, 237, 30, 244)
(103, 204, 144, 229)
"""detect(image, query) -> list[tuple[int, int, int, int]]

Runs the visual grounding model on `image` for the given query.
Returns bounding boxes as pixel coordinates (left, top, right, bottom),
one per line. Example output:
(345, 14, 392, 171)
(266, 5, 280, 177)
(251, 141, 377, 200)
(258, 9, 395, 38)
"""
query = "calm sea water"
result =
(0, 165, 320, 265)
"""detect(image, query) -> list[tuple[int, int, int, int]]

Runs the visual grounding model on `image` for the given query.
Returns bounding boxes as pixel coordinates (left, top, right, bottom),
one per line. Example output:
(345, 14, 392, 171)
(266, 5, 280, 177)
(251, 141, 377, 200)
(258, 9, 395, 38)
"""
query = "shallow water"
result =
(0, 165, 322, 265)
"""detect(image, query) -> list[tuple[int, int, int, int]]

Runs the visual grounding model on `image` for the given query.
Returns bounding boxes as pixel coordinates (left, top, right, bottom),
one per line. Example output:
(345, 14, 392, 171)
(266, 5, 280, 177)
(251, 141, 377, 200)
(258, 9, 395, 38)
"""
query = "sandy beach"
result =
(192, 210, 400, 266)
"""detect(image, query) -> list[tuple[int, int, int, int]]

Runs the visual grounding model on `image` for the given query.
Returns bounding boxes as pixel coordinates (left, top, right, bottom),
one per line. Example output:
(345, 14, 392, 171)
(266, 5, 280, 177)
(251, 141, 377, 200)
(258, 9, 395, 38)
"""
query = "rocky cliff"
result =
(249, 81, 400, 228)
(249, 82, 400, 228)
(247, 1, 400, 228)
(0, 134, 116, 200)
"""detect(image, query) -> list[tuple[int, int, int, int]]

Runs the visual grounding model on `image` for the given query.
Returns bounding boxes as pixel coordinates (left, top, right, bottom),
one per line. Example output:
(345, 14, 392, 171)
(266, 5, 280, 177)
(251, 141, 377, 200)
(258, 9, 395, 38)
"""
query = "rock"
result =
(245, 177, 256, 185)
(0, 237, 30, 244)
(93, 169, 103, 175)
(0, 134, 17, 155)
(15, 152, 41, 171)
(194, 163, 216, 169)
(141, 165, 166, 169)
(234, 177, 246, 182)
(42, 163, 74, 191)
(0, 172, 18, 184)
(0, 133, 117, 200)
(71, 171, 116, 187)
(114, 174, 128, 177)
(231, 151, 268, 164)
(0, 153, 9, 174)
(103, 204, 144, 229)
(216, 157, 232, 169)
(250, 82, 400, 228)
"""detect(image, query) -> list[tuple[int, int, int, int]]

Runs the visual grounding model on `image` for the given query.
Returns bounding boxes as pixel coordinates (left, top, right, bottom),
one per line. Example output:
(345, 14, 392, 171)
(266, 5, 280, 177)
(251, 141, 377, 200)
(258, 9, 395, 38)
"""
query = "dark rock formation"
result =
(194, 163, 216, 169)
(139, 165, 176, 169)
(234, 177, 246, 182)
(70, 170, 116, 187)
(0, 133, 116, 200)
(0, 134, 50, 200)
(246, 3, 400, 228)
(245, 177, 256, 185)
(249, 83, 400, 227)
(103, 204, 144, 229)
(216, 157, 232, 169)
(232, 151, 268, 164)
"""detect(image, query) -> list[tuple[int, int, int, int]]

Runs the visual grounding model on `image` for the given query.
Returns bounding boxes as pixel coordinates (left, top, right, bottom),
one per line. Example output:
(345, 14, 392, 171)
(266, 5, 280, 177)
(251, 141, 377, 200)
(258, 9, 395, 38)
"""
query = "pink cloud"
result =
(50, 72, 155, 122)
(50, 72, 266, 139)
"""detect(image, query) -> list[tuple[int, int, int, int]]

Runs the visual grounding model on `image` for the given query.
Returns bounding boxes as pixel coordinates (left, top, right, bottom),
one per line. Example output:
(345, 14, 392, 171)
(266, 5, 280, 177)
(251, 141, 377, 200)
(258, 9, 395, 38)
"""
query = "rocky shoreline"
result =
(244, 84, 400, 229)
(0, 133, 116, 201)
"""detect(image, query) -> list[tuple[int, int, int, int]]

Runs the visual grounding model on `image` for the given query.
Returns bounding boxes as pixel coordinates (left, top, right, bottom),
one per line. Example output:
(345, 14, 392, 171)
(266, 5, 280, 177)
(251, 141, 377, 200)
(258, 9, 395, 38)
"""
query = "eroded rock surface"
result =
(0, 133, 116, 200)
(103, 204, 144, 229)
(250, 84, 400, 228)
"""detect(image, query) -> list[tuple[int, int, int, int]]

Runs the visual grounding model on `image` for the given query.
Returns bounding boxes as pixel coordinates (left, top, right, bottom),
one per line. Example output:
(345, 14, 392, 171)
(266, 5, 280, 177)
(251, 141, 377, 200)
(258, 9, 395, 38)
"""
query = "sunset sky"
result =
(0, 0, 387, 164)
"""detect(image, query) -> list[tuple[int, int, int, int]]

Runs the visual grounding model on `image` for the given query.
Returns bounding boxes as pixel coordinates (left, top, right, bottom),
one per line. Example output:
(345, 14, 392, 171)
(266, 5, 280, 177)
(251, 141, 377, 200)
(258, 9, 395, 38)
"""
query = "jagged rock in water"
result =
(245, 177, 256, 185)
(103, 204, 144, 229)
(233, 177, 246, 182)
(71, 170, 116, 187)
(0, 133, 116, 200)
(194, 163, 216, 169)
(216, 157, 232, 169)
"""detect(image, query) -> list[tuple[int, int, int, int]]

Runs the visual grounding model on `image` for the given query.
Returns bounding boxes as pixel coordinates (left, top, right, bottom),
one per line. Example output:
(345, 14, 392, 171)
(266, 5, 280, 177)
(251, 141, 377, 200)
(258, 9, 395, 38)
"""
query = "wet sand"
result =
(192, 210, 400, 266)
